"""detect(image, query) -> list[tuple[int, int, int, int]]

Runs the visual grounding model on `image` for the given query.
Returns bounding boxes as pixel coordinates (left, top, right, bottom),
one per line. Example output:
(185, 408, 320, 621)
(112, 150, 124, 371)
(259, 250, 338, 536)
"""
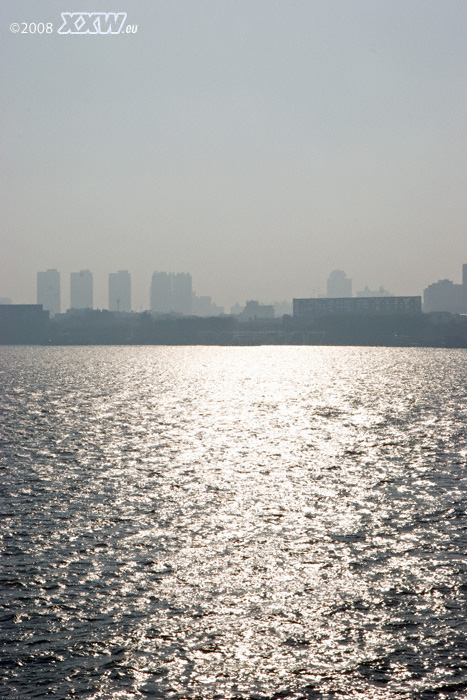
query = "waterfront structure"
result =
(293, 296, 422, 318)
(327, 270, 352, 298)
(109, 270, 131, 312)
(150, 271, 192, 315)
(70, 270, 93, 310)
(37, 269, 60, 317)
(0, 304, 49, 344)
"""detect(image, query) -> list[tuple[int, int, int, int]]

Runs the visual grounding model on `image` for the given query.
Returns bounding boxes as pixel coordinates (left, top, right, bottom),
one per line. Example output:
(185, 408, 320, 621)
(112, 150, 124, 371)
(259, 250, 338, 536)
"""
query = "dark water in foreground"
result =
(1, 346, 467, 700)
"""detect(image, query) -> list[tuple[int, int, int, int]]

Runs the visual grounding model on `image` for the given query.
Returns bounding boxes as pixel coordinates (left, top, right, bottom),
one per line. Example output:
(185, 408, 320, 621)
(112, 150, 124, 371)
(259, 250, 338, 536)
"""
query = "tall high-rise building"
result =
(172, 273, 192, 315)
(150, 271, 192, 315)
(109, 270, 131, 312)
(423, 264, 467, 314)
(327, 270, 352, 298)
(423, 279, 464, 313)
(150, 272, 172, 313)
(70, 270, 93, 310)
(37, 269, 60, 316)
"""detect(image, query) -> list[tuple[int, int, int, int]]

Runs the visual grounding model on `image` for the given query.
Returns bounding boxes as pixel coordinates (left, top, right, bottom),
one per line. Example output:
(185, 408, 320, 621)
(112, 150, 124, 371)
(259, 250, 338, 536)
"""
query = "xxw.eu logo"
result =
(58, 12, 128, 34)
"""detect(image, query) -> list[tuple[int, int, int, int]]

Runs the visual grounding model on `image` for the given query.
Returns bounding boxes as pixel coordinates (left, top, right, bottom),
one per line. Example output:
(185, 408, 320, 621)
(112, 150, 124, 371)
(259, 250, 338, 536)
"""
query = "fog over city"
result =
(2, 0, 467, 311)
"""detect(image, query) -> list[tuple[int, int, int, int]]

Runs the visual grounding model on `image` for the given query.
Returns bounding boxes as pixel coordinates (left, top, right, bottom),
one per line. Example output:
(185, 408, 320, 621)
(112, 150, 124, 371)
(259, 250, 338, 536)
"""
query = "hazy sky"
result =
(2, 0, 467, 311)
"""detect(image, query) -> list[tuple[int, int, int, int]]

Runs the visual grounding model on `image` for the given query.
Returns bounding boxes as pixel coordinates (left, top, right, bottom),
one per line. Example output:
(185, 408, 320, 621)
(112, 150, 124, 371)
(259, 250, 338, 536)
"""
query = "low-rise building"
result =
(238, 301, 275, 320)
(293, 296, 422, 318)
(0, 304, 49, 344)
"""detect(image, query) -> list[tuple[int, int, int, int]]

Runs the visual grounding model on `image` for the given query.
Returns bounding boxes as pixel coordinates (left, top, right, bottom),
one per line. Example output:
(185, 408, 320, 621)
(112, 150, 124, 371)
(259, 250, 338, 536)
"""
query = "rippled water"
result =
(1, 346, 467, 699)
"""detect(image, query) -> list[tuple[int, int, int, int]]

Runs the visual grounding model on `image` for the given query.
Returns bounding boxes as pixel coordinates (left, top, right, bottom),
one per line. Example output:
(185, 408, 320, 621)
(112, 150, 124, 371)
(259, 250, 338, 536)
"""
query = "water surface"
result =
(1, 346, 467, 699)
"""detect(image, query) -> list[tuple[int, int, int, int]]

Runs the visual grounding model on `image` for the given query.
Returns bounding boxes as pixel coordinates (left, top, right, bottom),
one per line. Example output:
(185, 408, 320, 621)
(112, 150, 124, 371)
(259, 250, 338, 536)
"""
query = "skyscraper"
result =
(109, 270, 131, 312)
(423, 279, 464, 313)
(70, 270, 93, 310)
(423, 264, 467, 314)
(150, 271, 193, 315)
(172, 273, 192, 315)
(37, 269, 60, 316)
(150, 272, 172, 313)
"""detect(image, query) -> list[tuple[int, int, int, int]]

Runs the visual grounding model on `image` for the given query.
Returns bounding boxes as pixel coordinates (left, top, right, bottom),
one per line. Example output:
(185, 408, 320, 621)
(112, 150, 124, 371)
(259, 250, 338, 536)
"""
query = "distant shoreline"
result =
(1, 307, 467, 348)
